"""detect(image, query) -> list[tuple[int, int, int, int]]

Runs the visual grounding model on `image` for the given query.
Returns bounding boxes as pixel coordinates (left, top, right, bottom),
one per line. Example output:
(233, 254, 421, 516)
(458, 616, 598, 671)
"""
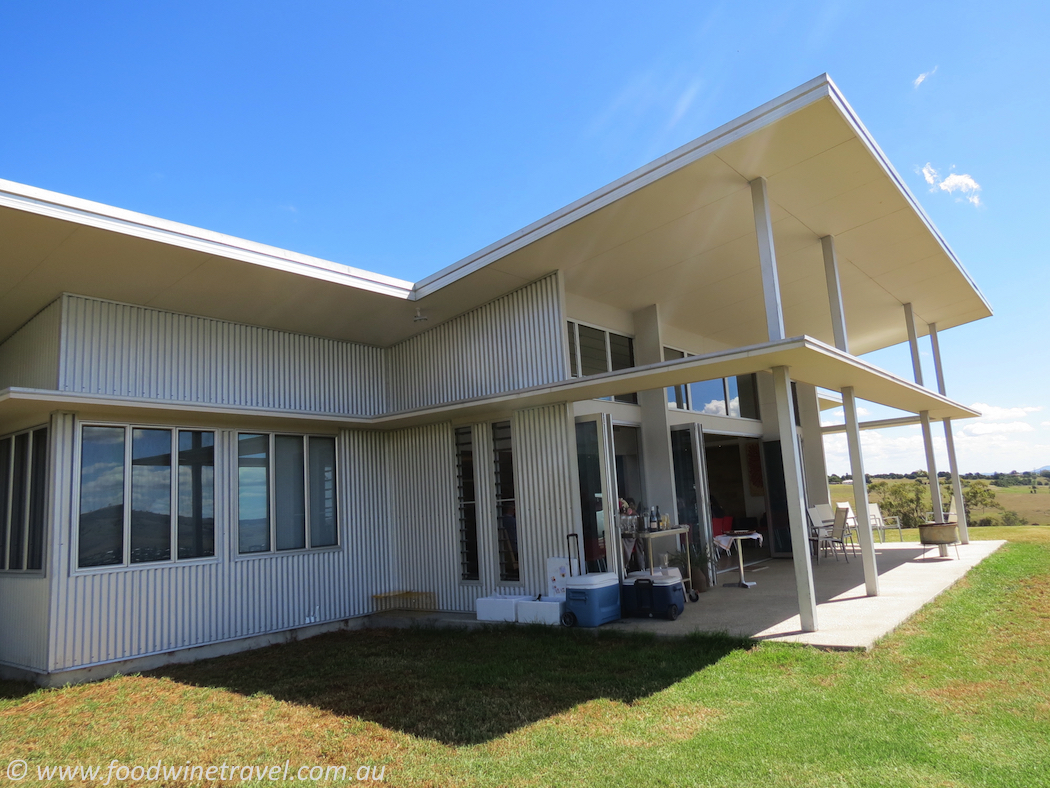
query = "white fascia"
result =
(0, 179, 414, 300)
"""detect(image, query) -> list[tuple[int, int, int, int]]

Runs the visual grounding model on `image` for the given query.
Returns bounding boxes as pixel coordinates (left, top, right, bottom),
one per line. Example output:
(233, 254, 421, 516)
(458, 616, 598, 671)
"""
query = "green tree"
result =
(869, 479, 929, 528)
(962, 480, 1002, 523)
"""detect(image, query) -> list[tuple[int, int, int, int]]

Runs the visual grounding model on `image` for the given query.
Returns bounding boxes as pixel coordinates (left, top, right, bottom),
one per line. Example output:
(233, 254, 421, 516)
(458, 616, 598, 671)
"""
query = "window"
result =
(237, 433, 338, 555)
(0, 426, 48, 572)
(78, 426, 214, 568)
(662, 348, 761, 421)
(566, 321, 638, 404)
(492, 421, 518, 582)
(455, 426, 479, 581)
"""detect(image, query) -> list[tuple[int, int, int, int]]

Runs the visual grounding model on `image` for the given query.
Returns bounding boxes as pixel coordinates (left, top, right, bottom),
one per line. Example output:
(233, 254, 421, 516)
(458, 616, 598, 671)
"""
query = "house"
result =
(0, 75, 989, 685)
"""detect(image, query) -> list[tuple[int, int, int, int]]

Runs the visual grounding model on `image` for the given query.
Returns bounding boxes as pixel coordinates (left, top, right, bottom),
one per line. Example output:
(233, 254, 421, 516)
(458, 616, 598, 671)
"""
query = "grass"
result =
(2, 530, 1049, 786)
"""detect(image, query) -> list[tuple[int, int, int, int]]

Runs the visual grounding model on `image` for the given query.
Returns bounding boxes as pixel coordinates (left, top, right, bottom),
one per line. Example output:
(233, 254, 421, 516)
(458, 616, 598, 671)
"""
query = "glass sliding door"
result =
(574, 414, 617, 575)
(670, 425, 715, 582)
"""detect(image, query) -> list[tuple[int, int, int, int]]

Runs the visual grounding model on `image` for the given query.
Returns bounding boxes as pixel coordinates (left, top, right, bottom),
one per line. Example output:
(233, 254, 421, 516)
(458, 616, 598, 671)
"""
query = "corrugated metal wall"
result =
(47, 417, 388, 671)
(0, 298, 61, 392)
(511, 404, 578, 593)
(0, 576, 49, 670)
(385, 423, 467, 610)
(58, 295, 386, 416)
(32, 277, 577, 672)
(385, 274, 565, 412)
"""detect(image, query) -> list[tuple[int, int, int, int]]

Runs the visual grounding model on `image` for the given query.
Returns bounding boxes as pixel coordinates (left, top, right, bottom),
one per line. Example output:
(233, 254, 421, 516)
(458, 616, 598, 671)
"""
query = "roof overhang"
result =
(0, 335, 977, 432)
(0, 75, 990, 352)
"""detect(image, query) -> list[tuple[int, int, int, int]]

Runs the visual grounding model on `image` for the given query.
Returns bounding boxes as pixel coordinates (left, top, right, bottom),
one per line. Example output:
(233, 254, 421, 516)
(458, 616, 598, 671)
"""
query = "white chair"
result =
(830, 504, 858, 560)
(807, 506, 833, 560)
(869, 503, 903, 543)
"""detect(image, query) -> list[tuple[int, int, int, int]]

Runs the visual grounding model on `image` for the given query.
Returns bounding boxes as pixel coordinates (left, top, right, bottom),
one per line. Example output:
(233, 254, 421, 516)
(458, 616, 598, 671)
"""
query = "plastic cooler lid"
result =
(622, 575, 682, 587)
(563, 572, 619, 588)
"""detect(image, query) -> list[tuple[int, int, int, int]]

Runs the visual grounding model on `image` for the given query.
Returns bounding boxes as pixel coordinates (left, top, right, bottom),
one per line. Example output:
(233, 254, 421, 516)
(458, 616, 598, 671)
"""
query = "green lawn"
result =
(2, 529, 1049, 787)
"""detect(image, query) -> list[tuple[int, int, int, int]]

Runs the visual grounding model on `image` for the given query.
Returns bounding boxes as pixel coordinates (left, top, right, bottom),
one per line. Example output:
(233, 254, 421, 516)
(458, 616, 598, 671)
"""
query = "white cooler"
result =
(516, 595, 566, 625)
(476, 594, 534, 622)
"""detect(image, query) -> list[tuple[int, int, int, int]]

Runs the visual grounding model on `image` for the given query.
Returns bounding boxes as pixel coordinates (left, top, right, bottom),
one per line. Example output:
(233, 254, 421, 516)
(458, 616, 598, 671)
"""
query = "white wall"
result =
(0, 299, 61, 392)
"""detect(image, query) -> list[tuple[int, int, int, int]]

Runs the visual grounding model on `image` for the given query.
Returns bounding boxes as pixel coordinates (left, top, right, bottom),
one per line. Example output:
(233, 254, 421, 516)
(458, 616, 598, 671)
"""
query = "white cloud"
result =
(962, 421, 1035, 436)
(970, 403, 1042, 420)
(913, 66, 938, 88)
(1042, 421, 1050, 428)
(916, 163, 983, 207)
(938, 172, 982, 206)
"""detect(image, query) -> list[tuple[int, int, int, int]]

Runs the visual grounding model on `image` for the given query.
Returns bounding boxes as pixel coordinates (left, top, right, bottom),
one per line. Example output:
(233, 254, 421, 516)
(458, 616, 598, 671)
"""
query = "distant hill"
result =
(1039, 465, 1050, 472)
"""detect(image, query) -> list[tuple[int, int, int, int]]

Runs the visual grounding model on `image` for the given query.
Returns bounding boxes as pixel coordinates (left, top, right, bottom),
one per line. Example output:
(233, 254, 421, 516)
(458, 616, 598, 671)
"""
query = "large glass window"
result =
(308, 437, 338, 548)
(131, 428, 172, 563)
(662, 348, 761, 421)
(178, 431, 215, 559)
(237, 433, 339, 555)
(492, 421, 518, 582)
(455, 426, 479, 581)
(78, 425, 214, 569)
(690, 379, 728, 416)
(79, 426, 125, 568)
(238, 434, 270, 553)
(1, 427, 48, 572)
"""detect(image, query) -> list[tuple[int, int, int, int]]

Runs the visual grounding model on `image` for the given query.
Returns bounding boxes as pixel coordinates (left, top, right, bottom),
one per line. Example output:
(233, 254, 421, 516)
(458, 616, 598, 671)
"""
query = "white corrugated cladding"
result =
(0, 298, 61, 391)
(0, 576, 49, 670)
(25, 273, 574, 673)
(47, 419, 390, 671)
(510, 404, 578, 593)
(385, 274, 564, 411)
(58, 295, 386, 416)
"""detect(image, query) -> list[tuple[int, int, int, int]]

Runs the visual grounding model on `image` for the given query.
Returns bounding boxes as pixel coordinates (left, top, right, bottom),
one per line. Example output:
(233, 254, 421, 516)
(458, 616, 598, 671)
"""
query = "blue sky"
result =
(2, 1, 1046, 473)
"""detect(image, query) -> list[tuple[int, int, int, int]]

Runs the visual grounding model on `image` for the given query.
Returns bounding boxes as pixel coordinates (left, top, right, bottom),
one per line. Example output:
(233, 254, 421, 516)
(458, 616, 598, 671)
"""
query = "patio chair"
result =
(869, 503, 903, 543)
(828, 506, 858, 561)
(814, 503, 835, 526)
(807, 506, 834, 559)
(835, 502, 860, 548)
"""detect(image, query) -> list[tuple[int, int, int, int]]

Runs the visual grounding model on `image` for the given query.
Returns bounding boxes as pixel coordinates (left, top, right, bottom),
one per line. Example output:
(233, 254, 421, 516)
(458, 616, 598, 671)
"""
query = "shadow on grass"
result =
(152, 625, 748, 746)
(0, 680, 38, 702)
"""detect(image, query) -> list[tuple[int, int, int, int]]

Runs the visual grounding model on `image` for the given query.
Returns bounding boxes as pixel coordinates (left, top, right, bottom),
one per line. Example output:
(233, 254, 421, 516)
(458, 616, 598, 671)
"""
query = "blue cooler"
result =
(621, 573, 685, 620)
(561, 572, 621, 627)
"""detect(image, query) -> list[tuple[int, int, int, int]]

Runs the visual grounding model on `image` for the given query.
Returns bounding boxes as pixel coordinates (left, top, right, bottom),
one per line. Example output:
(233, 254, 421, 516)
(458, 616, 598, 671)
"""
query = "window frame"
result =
(662, 346, 761, 421)
(74, 421, 219, 573)
(0, 424, 49, 575)
(566, 319, 638, 404)
(235, 431, 341, 559)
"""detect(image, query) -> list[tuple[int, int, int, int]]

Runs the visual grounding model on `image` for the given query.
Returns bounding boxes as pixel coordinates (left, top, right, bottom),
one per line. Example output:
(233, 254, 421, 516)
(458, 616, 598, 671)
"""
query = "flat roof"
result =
(0, 75, 990, 352)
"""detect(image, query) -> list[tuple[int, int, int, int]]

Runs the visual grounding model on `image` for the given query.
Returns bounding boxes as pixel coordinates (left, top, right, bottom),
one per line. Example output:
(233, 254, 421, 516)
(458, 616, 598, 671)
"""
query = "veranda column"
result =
(823, 235, 878, 595)
(929, 323, 970, 544)
(904, 303, 945, 521)
(752, 177, 816, 631)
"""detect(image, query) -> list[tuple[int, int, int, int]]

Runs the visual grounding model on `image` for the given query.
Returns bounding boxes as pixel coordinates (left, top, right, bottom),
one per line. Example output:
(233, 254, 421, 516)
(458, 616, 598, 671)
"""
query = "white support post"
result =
(905, 304, 945, 548)
(929, 323, 969, 544)
(824, 235, 877, 588)
(772, 366, 817, 632)
(903, 302, 924, 387)
(751, 178, 786, 342)
(821, 236, 848, 352)
(843, 387, 879, 596)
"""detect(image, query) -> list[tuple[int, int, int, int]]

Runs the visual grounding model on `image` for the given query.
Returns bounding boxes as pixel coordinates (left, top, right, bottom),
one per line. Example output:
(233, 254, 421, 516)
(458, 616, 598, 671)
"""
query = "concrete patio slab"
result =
(609, 539, 1005, 649)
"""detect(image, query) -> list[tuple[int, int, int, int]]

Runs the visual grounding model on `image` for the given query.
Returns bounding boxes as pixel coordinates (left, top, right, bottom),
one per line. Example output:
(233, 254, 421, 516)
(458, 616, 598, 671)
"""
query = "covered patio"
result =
(610, 540, 1004, 649)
